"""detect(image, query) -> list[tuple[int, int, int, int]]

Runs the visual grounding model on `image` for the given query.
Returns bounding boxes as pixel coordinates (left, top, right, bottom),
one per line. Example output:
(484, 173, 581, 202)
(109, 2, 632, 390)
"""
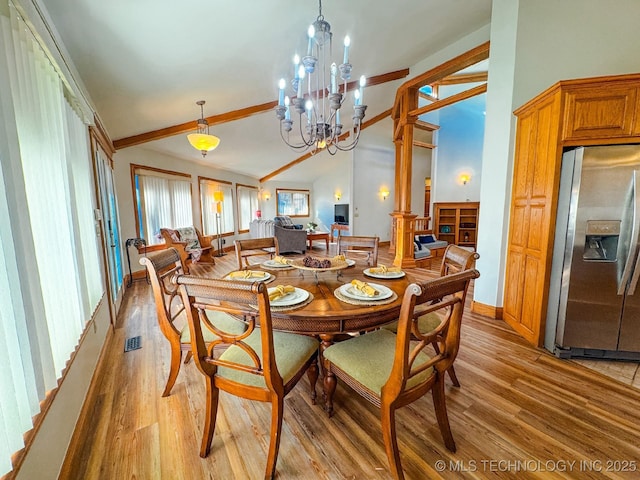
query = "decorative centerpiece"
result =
(291, 255, 349, 282)
(306, 222, 318, 233)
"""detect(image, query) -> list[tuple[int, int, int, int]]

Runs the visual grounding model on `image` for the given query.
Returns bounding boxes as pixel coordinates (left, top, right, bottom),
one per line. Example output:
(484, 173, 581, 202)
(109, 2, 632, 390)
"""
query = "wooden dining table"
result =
(226, 260, 413, 413)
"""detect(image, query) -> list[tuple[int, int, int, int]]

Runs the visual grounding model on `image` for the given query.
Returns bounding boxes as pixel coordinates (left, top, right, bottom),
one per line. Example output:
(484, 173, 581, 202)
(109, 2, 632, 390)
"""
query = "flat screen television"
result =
(334, 204, 349, 224)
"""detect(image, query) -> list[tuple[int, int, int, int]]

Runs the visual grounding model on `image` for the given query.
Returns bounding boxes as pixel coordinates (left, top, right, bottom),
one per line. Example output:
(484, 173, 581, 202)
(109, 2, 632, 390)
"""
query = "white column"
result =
(473, 0, 520, 310)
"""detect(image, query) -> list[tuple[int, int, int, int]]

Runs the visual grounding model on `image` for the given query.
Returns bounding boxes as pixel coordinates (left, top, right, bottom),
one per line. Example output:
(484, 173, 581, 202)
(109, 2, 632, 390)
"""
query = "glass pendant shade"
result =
(188, 133, 220, 154)
(188, 100, 220, 157)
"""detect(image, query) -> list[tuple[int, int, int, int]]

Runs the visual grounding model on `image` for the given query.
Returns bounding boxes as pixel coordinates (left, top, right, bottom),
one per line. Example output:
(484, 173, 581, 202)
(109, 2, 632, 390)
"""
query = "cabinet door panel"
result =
(563, 85, 636, 140)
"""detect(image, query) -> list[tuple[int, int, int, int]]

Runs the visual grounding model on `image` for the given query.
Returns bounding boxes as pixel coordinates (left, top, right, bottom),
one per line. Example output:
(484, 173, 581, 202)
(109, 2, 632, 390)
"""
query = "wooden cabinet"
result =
(504, 73, 640, 347)
(434, 202, 479, 249)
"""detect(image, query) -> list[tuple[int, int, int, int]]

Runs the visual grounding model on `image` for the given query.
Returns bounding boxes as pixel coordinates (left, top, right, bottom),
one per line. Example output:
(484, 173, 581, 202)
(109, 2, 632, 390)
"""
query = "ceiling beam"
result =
(260, 108, 392, 183)
(409, 83, 487, 118)
(435, 71, 488, 85)
(113, 68, 410, 150)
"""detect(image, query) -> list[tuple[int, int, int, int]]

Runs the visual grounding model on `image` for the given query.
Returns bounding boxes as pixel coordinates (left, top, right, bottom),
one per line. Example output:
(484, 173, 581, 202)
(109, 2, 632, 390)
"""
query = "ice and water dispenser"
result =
(582, 220, 620, 262)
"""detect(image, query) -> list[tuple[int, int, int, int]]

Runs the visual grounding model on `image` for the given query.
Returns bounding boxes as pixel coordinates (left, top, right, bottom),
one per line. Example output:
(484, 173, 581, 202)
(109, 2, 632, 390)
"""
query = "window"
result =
(277, 189, 310, 217)
(236, 184, 259, 233)
(0, 4, 103, 475)
(132, 165, 193, 245)
(199, 177, 234, 236)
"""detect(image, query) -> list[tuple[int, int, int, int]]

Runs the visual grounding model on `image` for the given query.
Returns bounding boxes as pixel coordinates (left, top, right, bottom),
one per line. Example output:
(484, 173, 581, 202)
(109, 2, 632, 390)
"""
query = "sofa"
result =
(414, 234, 448, 263)
(249, 218, 307, 254)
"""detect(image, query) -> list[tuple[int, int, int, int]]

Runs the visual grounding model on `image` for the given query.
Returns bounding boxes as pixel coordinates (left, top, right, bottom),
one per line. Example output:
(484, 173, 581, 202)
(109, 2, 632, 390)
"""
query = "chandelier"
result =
(187, 100, 220, 157)
(275, 0, 367, 155)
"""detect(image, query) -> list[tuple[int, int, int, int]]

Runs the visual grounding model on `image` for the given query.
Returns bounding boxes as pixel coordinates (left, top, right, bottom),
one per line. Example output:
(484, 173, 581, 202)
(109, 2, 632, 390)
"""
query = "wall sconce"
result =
(264, 192, 271, 201)
(459, 174, 471, 185)
(380, 189, 390, 201)
(335, 192, 342, 201)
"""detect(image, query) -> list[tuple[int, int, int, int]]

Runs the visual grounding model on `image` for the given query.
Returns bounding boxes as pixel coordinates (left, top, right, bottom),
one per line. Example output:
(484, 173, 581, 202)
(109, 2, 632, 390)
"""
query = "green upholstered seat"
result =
(179, 311, 247, 343)
(383, 311, 441, 335)
(323, 329, 433, 396)
(218, 330, 319, 388)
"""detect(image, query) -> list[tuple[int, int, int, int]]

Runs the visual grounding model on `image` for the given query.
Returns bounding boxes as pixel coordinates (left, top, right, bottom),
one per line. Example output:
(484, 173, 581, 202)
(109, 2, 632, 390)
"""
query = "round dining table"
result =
(230, 260, 414, 413)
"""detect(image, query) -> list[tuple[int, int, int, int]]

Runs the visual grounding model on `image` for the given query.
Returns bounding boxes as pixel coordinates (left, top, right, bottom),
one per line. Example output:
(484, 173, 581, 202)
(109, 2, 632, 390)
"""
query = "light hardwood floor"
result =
(60, 245, 640, 479)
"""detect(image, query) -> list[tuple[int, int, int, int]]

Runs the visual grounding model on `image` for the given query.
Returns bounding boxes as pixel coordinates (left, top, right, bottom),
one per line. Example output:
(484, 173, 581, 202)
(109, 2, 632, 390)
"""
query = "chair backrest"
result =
(385, 269, 480, 399)
(139, 248, 185, 344)
(337, 235, 379, 266)
(440, 244, 479, 276)
(175, 275, 284, 392)
(234, 237, 279, 269)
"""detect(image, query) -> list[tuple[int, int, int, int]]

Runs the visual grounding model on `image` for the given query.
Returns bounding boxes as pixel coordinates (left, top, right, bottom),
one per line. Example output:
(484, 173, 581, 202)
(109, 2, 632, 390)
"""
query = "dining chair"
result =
(176, 275, 319, 479)
(337, 235, 379, 266)
(140, 248, 247, 397)
(234, 237, 279, 269)
(384, 244, 479, 387)
(323, 269, 479, 480)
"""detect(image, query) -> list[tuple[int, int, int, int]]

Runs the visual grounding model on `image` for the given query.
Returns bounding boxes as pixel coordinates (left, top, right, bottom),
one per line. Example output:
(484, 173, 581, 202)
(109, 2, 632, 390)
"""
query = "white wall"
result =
(353, 145, 395, 241)
(432, 96, 485, 203)
(311, 150, 352, 233)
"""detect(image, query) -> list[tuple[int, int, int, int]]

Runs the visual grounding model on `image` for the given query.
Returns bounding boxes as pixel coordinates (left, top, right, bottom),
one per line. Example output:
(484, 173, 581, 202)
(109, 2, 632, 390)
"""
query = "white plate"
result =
(363, 268, 405, 279)
(263, 259, 291, 268)
(346, 259, 356, 267)
(224, 271, 273, 282)
(268, 287, 310, 307)
(339, 282, 393, 301)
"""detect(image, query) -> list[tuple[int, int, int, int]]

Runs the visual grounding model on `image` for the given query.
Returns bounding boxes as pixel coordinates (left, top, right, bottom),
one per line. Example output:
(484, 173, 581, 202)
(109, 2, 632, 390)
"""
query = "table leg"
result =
(324, 236, 329, 249)
(319, 334, 337, 416)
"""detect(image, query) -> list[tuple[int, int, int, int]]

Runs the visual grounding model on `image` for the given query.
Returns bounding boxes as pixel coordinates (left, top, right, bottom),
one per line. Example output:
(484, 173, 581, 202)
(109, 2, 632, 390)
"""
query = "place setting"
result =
(265, 284, 313, 311)
(334, 279, 398, 306)
(261, 255, 295, 271)
(223, 269, 275, 284)
(363, 264, 405, 279)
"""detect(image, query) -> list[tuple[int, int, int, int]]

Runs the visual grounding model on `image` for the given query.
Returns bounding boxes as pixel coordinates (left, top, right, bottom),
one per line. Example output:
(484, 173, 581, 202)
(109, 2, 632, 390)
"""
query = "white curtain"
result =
(138, 172, 193, 244)
(0, 4, 103, 475)
(237, 185, 259, 232)
(200, 180, 234, 235)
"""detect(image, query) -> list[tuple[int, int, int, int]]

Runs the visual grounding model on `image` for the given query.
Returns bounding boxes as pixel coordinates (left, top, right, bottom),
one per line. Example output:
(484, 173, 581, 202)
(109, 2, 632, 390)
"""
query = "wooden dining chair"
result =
(139, 248, 247, 397)
(384, 244, 479, 387)
(337, 235, 379, 266)
(176, 275, 319, 479)
(234, 237, 279, 269)
(323, 269, 479, 480)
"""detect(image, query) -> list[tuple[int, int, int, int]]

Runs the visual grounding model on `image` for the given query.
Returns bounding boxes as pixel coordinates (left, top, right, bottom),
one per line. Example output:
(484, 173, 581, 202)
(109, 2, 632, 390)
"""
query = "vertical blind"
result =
(135, 169, 193, 245)
(237, 184, 259, 232)
(0, 3, 103, 476)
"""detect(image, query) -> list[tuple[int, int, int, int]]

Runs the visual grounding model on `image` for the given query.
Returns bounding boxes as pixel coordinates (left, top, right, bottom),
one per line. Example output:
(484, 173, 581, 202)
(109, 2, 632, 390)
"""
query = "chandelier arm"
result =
(280, 126, 313, 150)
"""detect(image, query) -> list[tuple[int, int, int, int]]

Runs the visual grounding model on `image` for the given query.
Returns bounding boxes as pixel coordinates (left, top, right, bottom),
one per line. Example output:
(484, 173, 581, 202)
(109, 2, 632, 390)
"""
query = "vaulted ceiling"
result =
(41, 0, 492, 181)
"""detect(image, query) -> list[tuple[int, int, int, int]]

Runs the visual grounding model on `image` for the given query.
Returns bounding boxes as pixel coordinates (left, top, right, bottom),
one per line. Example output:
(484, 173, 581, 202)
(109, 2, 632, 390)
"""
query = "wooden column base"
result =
(391, 212, 417, 269)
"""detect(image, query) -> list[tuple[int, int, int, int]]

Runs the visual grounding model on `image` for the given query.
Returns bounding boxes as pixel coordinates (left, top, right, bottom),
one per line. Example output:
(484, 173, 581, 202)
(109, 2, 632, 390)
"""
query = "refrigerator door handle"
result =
(619, 171, 640, 295)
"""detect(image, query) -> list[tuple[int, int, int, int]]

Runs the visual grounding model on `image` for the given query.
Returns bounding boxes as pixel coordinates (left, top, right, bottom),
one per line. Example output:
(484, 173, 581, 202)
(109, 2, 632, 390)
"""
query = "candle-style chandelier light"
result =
(275, 0, 367, 155)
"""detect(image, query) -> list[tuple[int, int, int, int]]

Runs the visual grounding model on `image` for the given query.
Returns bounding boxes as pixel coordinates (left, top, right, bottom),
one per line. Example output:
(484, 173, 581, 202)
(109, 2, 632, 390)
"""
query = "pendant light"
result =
(187, 100, 220, 157)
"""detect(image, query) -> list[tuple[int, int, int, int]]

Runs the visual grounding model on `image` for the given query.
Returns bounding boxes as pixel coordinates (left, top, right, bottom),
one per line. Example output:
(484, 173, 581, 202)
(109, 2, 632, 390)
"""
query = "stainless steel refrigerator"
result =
(546, 145, 640, 360)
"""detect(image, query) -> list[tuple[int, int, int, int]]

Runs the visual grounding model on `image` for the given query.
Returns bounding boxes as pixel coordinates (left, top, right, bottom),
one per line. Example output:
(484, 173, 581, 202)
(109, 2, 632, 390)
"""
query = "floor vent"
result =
(124, 336, 142, 352)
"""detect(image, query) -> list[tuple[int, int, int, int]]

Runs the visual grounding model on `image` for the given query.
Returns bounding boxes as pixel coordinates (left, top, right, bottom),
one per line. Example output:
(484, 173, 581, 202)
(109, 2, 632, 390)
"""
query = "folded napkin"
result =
(273, 255, 290, 265)
(229, 270, 267, 279)
(368, 264, 402, 274)
(269, 285, 295, 302)
(350, 279, 379, 297)
(333, 254, 346, 262)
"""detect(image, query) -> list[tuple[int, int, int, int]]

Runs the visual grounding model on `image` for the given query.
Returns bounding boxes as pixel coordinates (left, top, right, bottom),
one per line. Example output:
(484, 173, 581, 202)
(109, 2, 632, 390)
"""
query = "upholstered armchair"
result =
(160, 227, 214, 273)
(273, 216, 306, 254)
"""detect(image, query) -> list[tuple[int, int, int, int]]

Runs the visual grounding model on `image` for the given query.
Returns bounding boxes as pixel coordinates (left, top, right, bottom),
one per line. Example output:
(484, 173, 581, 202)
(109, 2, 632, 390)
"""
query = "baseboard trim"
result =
(472, 301, 503, 319)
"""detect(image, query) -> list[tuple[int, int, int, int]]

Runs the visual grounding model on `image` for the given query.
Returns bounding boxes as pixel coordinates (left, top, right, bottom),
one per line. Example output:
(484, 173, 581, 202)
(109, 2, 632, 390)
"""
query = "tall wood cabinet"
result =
(504, 73, 640, 347)
(434, 202, 480, 249)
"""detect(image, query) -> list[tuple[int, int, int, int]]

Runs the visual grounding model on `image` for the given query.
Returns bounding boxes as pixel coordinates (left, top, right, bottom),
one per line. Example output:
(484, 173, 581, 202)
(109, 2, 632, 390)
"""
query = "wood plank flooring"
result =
(61, 245, 640, 479)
